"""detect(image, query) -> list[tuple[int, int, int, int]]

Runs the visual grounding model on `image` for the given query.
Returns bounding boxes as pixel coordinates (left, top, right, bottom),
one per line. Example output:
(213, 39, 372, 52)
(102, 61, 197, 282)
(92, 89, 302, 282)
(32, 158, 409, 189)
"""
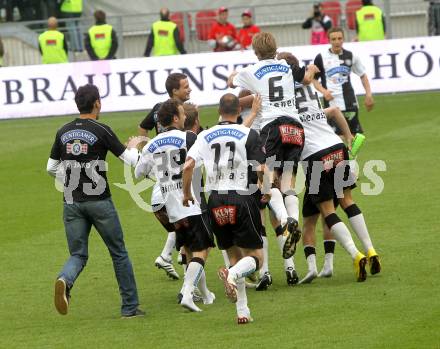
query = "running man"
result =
(47, 84, 144, 318)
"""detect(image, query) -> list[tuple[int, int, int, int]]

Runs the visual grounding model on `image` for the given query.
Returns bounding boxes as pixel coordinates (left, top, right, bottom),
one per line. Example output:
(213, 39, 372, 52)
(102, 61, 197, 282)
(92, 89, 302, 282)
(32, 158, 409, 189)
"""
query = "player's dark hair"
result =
(183, 103, 199, 130)
(94, 10, 106, 24)
(277, 52, 299, 67)
(219, 93, 240, 116)
(362, 0, 373, 5)
(165, 73, 188, 97)
(75, 84, 100, 114)
(328, 26, 344, 38)
(158, 99, 182, 127)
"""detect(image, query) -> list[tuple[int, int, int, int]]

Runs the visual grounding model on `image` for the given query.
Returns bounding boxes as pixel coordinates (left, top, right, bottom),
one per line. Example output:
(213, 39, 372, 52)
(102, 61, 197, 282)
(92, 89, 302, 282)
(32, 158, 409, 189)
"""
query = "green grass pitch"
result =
(0, 92, 439, 349)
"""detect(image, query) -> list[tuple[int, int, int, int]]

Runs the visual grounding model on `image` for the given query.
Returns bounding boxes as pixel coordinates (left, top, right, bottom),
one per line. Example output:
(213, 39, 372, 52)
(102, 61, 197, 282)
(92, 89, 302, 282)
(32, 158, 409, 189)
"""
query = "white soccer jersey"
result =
(233, 59, 305, 129)
(151, 182, 165, 205)
(295, 82, 343, 159)
(240, 106, 262, 132)
(314, 48, 366, 111)
(135, 129, 200, 223)
(187, 123, 265, 192)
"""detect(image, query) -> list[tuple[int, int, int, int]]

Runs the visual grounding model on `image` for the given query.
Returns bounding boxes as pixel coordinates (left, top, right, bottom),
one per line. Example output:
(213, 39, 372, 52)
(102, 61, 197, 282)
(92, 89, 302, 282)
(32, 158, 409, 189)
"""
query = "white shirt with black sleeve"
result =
(187, 122, 265, 193)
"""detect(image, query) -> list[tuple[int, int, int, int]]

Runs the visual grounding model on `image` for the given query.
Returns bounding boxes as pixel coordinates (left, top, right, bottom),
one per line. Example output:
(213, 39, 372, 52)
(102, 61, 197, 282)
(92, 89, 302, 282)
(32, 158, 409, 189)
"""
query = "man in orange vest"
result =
(84, 10, 118, 60)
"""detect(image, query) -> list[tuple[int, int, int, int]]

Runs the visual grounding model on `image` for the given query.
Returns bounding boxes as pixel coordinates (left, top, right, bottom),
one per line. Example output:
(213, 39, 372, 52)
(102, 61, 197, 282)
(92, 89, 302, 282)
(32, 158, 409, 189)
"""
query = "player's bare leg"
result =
(299, 214, 319, 284)
(318, 200, 367, 282)
(339, 189, 381, 275)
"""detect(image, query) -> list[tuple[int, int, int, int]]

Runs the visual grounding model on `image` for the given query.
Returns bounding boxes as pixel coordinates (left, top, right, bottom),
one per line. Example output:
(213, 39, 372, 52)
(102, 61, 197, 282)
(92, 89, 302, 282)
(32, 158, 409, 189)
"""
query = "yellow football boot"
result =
(354, 252, 367, 282)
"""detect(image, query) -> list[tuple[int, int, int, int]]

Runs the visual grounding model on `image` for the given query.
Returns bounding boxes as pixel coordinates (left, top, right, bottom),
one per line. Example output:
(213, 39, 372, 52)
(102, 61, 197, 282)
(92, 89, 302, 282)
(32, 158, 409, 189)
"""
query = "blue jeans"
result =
(59, 198, 139, 315)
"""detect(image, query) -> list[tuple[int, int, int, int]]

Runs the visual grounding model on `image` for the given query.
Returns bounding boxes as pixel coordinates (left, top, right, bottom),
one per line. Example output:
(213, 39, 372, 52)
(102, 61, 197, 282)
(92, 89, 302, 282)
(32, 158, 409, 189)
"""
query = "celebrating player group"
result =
(48, 30, 381, 324)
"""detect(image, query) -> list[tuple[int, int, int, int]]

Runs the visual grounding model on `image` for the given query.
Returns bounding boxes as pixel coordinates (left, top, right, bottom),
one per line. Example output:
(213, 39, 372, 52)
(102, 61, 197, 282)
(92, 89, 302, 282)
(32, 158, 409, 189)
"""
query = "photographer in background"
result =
(302, 2, 332, 45)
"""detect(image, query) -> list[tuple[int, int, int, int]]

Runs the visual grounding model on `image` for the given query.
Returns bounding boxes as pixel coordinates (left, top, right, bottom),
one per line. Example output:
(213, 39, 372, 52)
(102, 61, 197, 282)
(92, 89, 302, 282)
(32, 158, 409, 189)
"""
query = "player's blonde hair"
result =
(252, 32, 277, 60)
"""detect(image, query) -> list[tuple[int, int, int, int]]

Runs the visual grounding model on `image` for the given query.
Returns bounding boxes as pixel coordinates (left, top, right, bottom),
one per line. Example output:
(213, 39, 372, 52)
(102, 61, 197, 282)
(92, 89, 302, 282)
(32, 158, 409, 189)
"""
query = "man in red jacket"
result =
(208, 7, 238, 52)
(237, 9, 261, 50)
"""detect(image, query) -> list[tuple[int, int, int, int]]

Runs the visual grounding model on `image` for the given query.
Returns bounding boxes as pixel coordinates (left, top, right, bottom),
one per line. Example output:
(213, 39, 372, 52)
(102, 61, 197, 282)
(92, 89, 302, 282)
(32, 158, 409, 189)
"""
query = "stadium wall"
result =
(1, 36, 439, 119)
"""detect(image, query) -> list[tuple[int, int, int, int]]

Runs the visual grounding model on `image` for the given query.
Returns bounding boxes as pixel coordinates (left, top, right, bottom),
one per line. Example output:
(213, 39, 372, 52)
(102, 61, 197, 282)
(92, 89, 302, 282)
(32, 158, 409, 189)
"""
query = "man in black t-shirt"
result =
(138, 73, 192, 137)
(47, 84, 144, 318)
(138, 73, 193, 282)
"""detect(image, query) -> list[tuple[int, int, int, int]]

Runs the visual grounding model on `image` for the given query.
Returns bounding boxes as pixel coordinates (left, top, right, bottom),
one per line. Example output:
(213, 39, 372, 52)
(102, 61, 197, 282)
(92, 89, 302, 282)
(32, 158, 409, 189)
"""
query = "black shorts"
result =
(328, 110, 363, 135)
(208, 191, 263, 250)
(302, 143, 357, 217)
(252, 188, 268, 210)
(260, 116, 304, 168)
(174, 212, 215, 252)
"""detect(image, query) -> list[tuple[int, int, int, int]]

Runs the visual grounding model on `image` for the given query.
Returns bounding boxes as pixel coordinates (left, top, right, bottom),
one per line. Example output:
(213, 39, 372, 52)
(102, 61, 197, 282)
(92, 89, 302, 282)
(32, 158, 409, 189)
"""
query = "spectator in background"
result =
(237, 9, 260, 50)
(208, 7, 238, 52)
(428, 0, 440, 36)
(302, 2, 332, 45)
(144, 7, 186, 57)
(85, 10, 118, 61)
(355, 0, 386, 41)
(0, 36, 4, 67)
(38, 17, 68, 64)
(60, 0, 83, 51)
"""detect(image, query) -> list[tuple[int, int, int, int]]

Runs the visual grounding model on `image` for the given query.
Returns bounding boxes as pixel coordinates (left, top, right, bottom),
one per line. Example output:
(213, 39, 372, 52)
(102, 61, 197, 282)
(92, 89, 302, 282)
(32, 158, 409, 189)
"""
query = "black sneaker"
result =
(121, 308, 146, 319)
(256, 272, 272, 291)
(54, 278, 70, 315)
(282, 218, 302, 259)
(286, 267, 299, 285)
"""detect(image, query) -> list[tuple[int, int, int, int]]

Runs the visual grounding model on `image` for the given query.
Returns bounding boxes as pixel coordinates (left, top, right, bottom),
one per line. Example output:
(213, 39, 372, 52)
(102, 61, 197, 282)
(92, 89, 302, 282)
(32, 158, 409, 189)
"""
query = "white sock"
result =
(197, 269, 210, 298)
(235, 277, 250, 317)
(330, 222, 359, 259)
(348, 214, 374, 252)
(284, 195, 299, 221)
(229, 256, 257, 281)
(284, 256, 295, 271)
(304, 246, 317, 272)
(183, 261, 204, 300)
(221, 250, 230, 268)
(269, 188, 288, 226)
(260, 236, 269, 276)
(160, 231, 176, 261)
(324, 253, 334, 268)
(276, 234, 286, 253)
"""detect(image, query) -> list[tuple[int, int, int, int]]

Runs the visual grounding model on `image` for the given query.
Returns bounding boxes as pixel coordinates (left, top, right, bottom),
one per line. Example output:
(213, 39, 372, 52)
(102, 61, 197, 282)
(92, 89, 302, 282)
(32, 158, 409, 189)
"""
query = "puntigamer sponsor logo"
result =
(61, 130, 98, 145)
(254, 64, 289, 79)
(148, 136, 184, 153)
(204, 128, 246, 143)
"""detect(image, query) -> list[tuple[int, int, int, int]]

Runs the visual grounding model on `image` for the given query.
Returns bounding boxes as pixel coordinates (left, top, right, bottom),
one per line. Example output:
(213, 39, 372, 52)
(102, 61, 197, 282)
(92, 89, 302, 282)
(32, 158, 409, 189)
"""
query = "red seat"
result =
(195, 10, 217, 41)
(345, 0, 362, 30)
(321, 1, 342, 27)
(170, 12, 192, 42)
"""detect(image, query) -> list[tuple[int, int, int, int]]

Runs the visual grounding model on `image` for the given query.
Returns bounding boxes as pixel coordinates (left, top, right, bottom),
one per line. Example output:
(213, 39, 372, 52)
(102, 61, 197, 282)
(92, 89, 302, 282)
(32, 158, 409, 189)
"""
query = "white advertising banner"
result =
(1, 36, 439, 119)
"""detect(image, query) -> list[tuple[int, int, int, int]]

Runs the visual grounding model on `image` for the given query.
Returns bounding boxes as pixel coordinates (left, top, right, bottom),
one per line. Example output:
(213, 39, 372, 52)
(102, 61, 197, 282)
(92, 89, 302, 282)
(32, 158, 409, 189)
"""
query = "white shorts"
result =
(151, 182, 165, 206)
